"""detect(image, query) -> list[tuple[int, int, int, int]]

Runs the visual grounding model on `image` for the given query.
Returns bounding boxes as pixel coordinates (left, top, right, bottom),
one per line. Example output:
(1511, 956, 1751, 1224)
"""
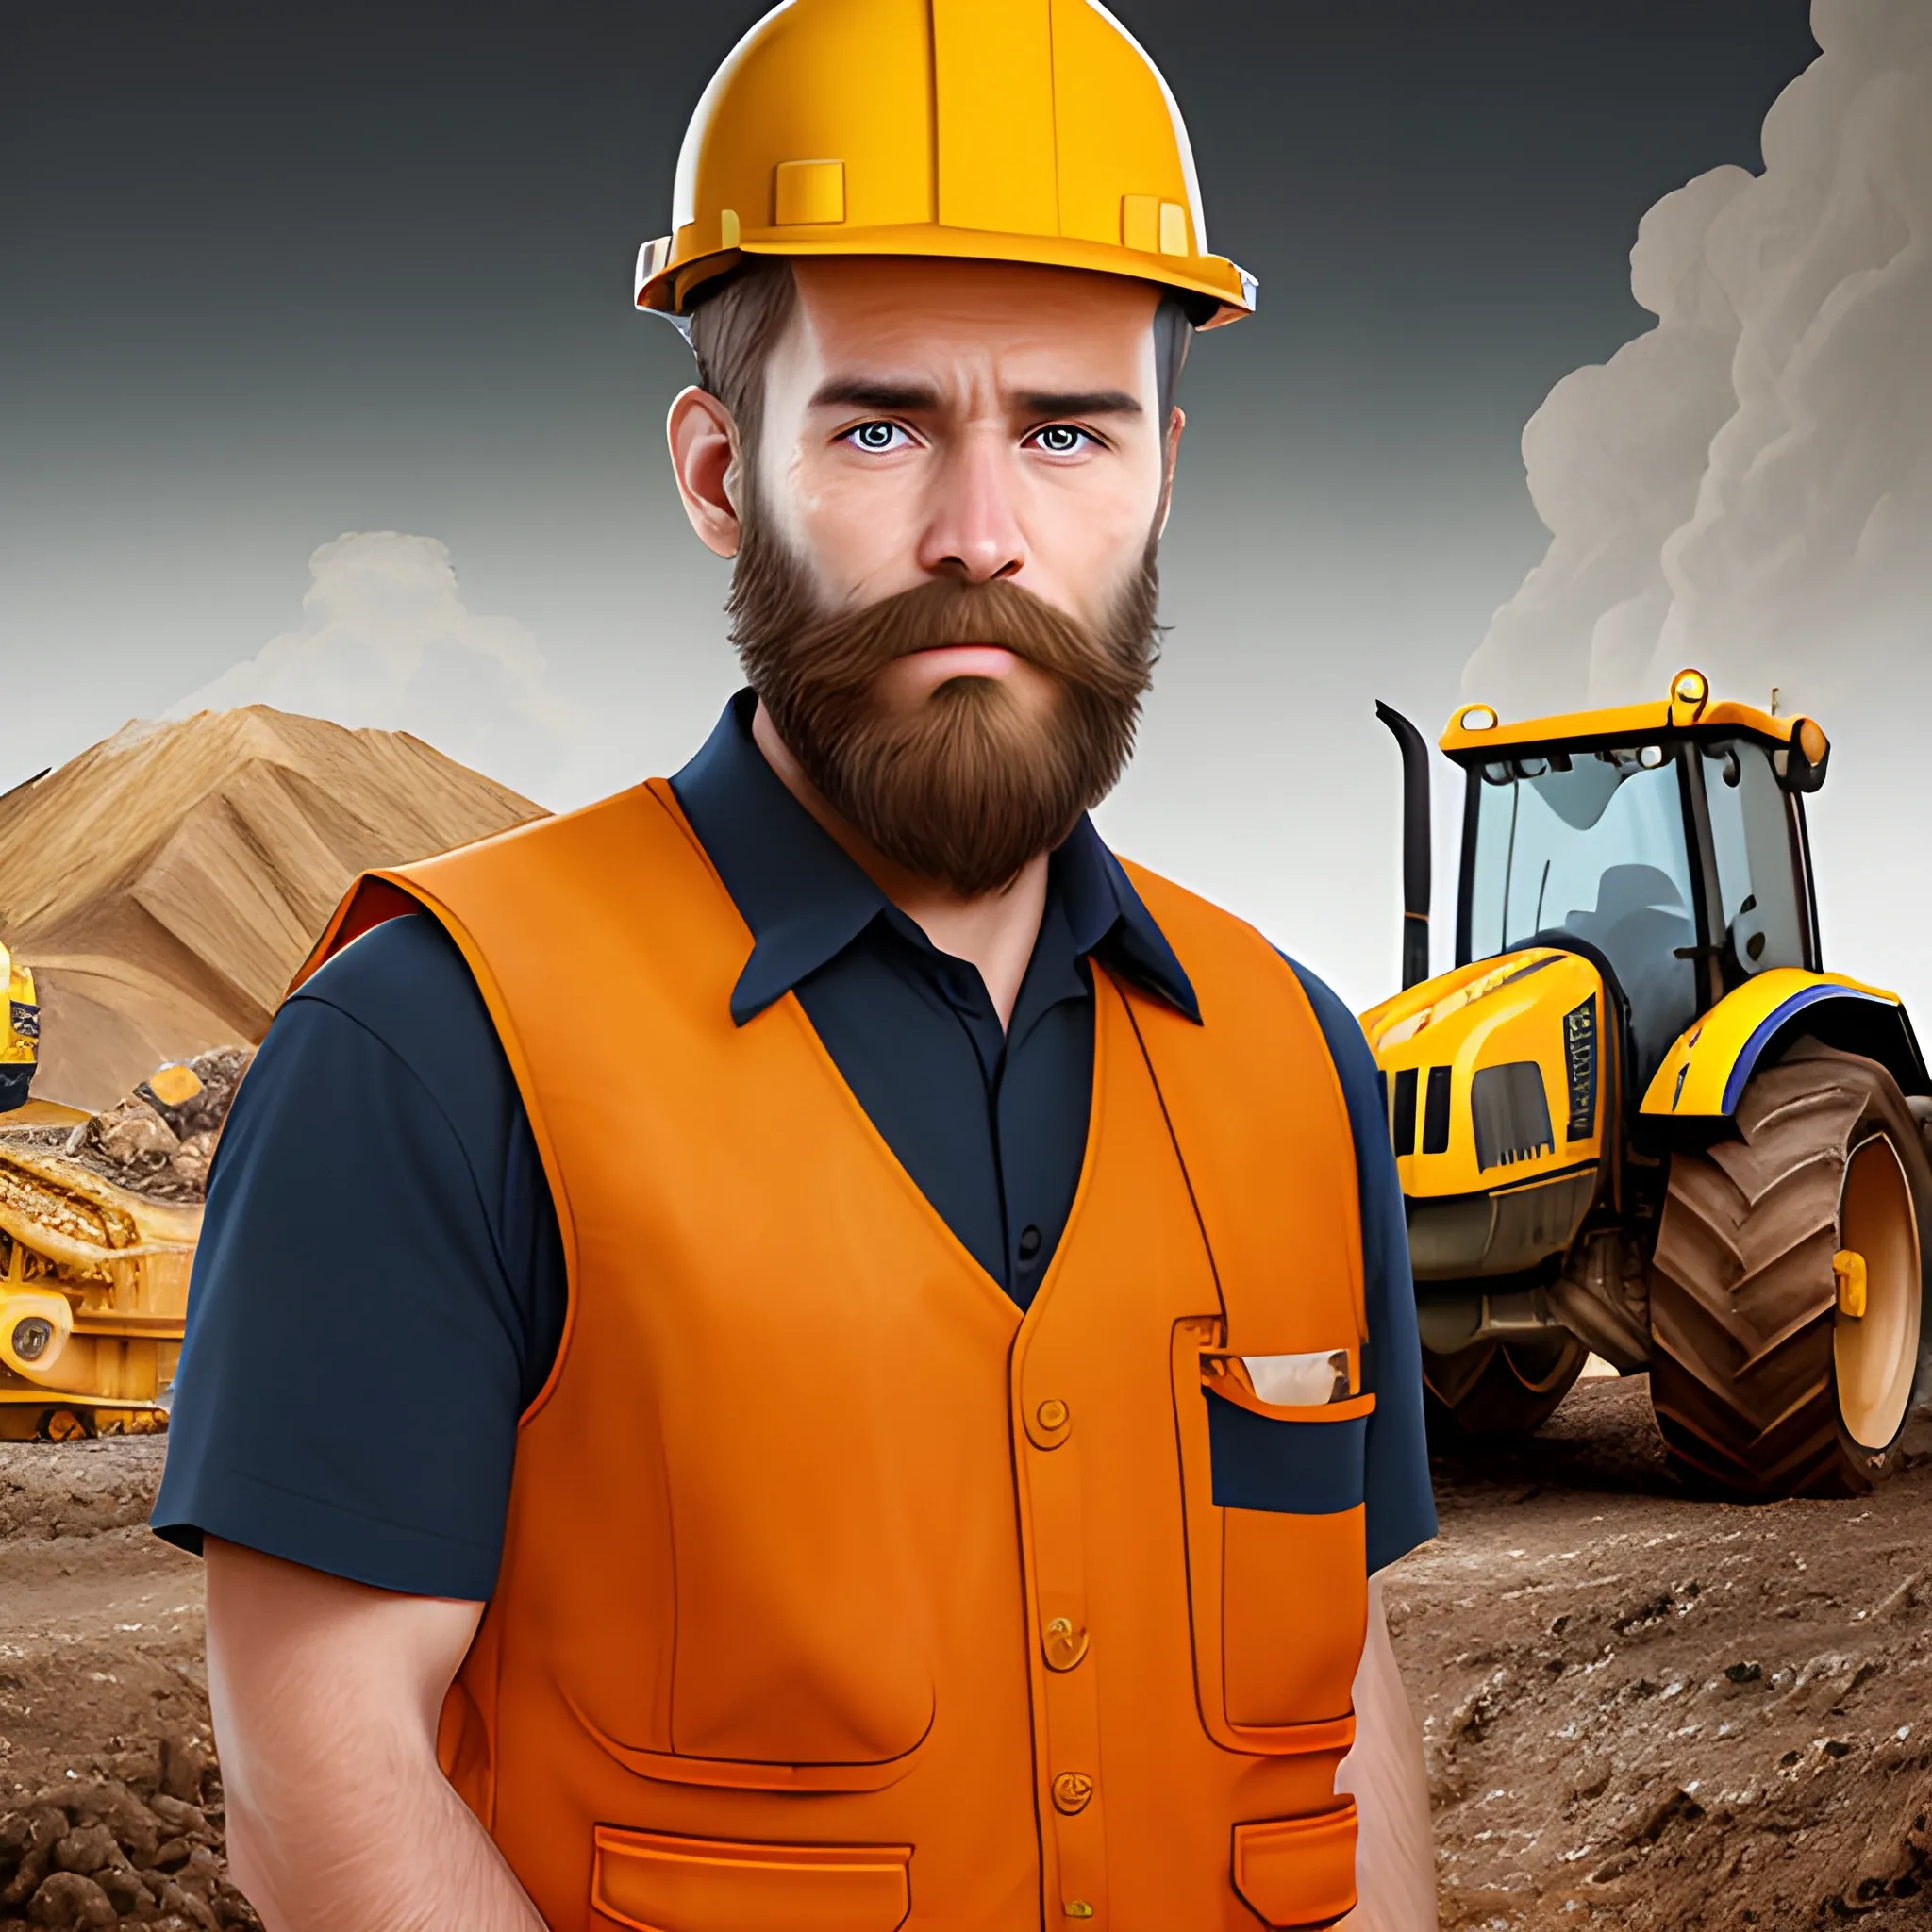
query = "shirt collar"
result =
(671, 691, 1199, 1027)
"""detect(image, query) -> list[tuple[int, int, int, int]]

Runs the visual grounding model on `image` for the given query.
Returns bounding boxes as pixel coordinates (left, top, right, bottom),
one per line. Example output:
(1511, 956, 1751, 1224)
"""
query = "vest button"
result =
(1051, 1771, 1094, 1814)
(1037, 1398, 1069, 1431)
(1042, 1616, 1090, 1671)
(1064, 1905, 1094, 1920)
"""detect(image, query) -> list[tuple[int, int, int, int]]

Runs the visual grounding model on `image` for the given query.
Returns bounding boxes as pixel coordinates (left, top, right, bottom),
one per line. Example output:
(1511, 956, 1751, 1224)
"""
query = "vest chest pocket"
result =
(1172, 1327, 1373, 1747)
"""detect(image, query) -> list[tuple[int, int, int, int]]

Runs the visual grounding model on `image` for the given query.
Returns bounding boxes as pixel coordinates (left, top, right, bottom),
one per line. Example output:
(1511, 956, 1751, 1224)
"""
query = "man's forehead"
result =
(786, 257, 1161, 391)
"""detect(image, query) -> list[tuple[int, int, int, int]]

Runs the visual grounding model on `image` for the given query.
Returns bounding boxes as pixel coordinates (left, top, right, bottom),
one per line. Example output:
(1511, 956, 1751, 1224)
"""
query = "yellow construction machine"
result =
(0, 981, 207, 1439)
(2, 938, 37, 1115)
(0, 1134, 193, 1440)
(1368, 669, 1930, 1497)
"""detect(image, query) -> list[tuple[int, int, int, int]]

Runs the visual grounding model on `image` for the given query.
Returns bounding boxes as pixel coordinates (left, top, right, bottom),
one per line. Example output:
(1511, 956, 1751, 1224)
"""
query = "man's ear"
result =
(1156, 406, 1186, 540)
(668, 385, 743, 559)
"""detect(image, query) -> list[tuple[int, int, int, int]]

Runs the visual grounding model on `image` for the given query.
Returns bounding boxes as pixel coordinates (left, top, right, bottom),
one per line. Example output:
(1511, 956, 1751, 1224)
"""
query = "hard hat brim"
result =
(637, 223, 1256, 329)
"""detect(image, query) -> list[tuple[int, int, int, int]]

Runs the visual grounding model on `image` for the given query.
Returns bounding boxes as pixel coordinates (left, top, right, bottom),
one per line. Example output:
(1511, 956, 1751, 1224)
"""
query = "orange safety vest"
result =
(304, 779, 1374, 1932)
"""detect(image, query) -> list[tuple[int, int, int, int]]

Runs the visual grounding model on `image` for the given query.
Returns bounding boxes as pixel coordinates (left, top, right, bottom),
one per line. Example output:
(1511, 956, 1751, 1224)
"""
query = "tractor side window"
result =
(1469, 752, 1699, 1091)
(1702, 741, 1806, 980)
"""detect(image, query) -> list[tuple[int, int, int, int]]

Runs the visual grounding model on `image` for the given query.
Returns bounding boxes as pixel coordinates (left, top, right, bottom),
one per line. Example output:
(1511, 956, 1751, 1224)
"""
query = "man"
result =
(154, 4, 1440, 1927)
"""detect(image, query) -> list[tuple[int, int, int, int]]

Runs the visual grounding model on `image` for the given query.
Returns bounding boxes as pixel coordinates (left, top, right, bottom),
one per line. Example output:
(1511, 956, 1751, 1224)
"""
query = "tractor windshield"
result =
(1467, 748, 1698, 1089)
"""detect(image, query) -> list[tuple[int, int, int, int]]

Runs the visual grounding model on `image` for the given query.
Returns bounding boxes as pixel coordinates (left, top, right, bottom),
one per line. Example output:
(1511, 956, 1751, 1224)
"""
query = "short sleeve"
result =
(150, 912, 566, 1600)
(1287, 960, 1438, 1574)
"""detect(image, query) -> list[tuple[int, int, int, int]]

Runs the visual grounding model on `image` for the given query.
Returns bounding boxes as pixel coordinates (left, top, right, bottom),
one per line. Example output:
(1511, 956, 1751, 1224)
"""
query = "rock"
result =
(139, 1049, 254, 1142)
(150, 1838, 192, 1872)
(173, 1846, 225, 1900)
(1633, 1787, 1706, 1843)
(147, 1793, 209, 1840)
(24, 1872, 115, 1930)
(95, 1861, 154, 1915)
(169, 1132, 218, 1190)
(61, 1782, 160, 1867)
(158, 1739, 210, 1807)
(46, 1830, 113, 1880)
(0, 1811, 68, 1909)
(213, 1882, 263, 1928)
(87, 1099, 179, 1171)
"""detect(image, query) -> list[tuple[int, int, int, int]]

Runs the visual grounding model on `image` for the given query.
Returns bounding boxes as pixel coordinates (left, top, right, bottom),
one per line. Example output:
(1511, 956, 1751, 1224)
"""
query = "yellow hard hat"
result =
(635, 0, 1256, 328)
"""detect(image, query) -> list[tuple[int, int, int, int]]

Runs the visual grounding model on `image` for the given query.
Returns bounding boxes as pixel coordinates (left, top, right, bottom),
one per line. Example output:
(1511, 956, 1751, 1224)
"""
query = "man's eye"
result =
(844, 421, 912, 453)
(1030, 424, 1092, 456)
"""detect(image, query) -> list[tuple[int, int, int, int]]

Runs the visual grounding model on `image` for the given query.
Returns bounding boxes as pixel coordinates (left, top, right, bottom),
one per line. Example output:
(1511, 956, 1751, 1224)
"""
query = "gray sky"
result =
(4, 1, 1821, 1007)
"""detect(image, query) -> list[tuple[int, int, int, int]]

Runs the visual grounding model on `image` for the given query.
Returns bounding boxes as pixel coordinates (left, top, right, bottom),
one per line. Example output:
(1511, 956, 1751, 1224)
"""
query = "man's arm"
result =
(206, 1539, 546, 1932)
(1337, 1574, 1438, 1931)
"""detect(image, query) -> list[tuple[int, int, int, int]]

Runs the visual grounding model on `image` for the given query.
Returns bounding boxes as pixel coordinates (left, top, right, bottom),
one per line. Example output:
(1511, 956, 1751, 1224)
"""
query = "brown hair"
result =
(688, 258, 800, 471)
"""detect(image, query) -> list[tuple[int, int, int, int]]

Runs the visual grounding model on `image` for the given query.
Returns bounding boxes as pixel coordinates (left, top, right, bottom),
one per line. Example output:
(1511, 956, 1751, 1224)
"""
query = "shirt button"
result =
(1052, 1771, 1095, 1814)
(1018, 1225, 1042, 1263)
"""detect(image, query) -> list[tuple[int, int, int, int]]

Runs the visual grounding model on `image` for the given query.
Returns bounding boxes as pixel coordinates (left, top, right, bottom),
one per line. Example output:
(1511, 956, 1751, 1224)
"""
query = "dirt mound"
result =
(1403, 1374, 1932, 1928)
(0, 1439, 238, 1929)
(0, 1780, 253, 1931)
(11, 1382, 1932, 1925)
(45, 1049, 256, 1205)
(0, 708, 543, 1109)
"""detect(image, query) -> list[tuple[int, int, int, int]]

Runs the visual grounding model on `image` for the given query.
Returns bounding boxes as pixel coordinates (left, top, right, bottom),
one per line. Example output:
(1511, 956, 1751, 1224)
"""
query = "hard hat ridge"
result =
(635, 0, 1256, 327)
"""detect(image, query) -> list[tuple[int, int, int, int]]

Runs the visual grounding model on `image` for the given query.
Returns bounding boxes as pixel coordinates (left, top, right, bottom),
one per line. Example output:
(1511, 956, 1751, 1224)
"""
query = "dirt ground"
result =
(4, 1380, 1932, 1928)
(1393, 1374, 1932, 1929)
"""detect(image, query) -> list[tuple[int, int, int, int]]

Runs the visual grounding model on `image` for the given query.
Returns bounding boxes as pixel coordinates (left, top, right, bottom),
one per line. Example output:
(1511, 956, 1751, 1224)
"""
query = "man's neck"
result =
(751, 700, 1048, 1031)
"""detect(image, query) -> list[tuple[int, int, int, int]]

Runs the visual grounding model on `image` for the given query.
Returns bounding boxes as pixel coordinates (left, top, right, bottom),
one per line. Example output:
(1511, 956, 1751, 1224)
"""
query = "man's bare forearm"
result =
(1338, 1574, 1439, 1930)
(206, 1539, 546, 1932)
(222, 1726, 544, 1932)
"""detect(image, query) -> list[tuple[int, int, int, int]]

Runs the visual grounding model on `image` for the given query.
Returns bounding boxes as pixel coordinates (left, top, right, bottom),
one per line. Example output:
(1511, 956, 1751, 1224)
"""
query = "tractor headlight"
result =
(10, 1316, 53, 1362)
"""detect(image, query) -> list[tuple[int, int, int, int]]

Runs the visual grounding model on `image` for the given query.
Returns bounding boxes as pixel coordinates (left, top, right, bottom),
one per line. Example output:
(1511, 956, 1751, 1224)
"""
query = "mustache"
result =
(725, 505, 1163, 895)
(757, 574, 1156, 709)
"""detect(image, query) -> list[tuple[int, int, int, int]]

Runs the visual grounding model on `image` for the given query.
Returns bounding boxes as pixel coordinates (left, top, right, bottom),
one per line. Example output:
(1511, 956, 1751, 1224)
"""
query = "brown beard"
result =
(728, 511, 1161, 897)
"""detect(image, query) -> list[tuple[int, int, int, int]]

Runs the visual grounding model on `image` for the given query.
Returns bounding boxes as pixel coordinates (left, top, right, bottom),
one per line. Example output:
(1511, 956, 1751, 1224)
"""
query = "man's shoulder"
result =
(289, 910, 521, 1128)
(1112, 856, 1358, 1030)
(294, 906, 475, 1035)
(1111, 856, 1285, 979)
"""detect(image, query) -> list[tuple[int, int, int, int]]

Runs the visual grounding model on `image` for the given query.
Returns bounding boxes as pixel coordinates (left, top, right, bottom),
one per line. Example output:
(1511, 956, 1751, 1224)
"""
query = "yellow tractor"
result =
(1367, 669, 1930, 1497)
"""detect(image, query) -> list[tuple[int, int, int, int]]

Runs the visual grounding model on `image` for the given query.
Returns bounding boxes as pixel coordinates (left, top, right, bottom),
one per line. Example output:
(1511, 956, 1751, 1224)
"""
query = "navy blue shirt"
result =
(154, 692, 1434, 1597)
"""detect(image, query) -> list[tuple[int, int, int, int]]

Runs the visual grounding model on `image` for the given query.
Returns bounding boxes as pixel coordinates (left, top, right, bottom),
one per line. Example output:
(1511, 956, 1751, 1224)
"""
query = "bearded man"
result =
(154, 5, 1440, 1928)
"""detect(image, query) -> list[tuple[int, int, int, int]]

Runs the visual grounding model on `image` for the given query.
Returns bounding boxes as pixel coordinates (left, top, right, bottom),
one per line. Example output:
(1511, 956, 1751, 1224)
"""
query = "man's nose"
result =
(916, 430, 1025, 584)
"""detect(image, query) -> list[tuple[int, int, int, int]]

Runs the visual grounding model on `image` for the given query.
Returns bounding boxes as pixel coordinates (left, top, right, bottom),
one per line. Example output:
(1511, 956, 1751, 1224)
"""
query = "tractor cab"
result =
(1451, 672, 1825, 1094)
(1366, 671, 1930, 1497)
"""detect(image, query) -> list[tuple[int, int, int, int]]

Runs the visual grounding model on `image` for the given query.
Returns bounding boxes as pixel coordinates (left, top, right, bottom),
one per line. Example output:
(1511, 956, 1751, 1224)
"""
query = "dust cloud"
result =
(1465, 0, 1932, 1004)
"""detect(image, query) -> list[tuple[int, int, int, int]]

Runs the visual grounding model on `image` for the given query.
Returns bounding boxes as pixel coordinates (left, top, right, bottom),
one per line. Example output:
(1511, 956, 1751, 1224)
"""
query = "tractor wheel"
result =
(1649, 1042, 1930, 1498)
(1422, 1330, 1590, 1440)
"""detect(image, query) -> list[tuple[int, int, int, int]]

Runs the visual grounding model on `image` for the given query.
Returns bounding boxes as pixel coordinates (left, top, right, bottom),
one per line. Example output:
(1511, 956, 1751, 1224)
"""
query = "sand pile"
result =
(0, 709, 542, 1110)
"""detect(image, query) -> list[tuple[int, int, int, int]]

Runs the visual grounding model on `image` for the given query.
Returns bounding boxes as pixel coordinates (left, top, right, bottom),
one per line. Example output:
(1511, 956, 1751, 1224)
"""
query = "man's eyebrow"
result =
(808, 377, 942, 412)
(806, 379, 1146, 420)
(1009, 389, 1143, 419)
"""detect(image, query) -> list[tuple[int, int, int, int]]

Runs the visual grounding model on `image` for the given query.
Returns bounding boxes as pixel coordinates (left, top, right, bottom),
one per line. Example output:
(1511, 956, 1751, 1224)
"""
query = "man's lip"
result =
(903, 644, 1019, 675)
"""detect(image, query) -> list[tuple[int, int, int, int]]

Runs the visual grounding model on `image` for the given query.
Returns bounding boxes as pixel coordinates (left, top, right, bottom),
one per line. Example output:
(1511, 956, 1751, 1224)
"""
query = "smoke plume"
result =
(168, 531, 587, 801)
(1466, 0, 1932, 997)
